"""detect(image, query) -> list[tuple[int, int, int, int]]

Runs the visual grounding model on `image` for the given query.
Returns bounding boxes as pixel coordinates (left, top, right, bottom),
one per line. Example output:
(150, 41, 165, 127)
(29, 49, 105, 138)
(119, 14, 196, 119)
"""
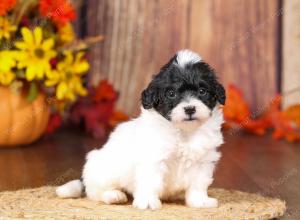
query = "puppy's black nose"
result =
(184, 106, 196, 116)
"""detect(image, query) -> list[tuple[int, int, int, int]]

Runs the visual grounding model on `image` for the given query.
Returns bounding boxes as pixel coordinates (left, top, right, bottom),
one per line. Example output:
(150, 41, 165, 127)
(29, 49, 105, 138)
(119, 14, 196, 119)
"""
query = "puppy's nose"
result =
(184, 106, 196, 116)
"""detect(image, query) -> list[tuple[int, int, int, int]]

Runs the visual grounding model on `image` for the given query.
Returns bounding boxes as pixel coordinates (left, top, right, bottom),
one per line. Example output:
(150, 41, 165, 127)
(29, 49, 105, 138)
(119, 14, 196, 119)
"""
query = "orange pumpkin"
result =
(0, 86, 50, 147)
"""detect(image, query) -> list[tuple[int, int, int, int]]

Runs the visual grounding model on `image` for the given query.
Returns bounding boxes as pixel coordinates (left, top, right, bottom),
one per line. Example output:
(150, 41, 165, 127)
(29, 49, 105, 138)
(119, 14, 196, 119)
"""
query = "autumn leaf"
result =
(223, 84, 251, 122)
(71, 80, 128, 138)
(264, 96, 300, 142)
(243, 120, 269, 136)
(223, 86, 300, 142)
(93, 80, 118, 102)
(109, 111, 129, 128)
(46, 113, 62, 134)
(283, 105, 300, 127)
(223, 84, 269, 135)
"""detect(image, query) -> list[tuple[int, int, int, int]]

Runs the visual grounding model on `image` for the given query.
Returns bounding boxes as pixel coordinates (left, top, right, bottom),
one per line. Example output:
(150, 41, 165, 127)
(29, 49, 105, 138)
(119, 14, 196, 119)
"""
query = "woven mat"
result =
(0, 186, 285, 220)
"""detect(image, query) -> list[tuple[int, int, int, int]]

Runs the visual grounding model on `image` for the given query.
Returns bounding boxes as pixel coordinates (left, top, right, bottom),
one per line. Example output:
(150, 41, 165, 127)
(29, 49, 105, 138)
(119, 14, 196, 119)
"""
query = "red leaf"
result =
(93, 80, 118, 102)
(283, 104, 300, 127)
(109, 111, 129, 128)
(223, 84, 251, 123)
(265, 96, 300, 142)
(70, 80, 127, 138)
(46, 113, 62, 134)
(39, 0, 76, 27)
(223, 85, 300, 142)
(0, 0, 16, 16)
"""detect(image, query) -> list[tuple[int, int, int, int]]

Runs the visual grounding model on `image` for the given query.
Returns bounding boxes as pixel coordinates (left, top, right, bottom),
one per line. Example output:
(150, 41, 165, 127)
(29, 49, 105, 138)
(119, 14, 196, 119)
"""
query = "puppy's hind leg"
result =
(56, 179, 84, 198)
(83, 149, 129, 204)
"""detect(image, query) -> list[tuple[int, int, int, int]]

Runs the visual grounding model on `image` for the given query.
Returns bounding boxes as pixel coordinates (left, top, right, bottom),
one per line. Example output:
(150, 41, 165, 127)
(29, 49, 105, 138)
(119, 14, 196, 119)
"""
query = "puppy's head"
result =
(142, 49, 225, 125)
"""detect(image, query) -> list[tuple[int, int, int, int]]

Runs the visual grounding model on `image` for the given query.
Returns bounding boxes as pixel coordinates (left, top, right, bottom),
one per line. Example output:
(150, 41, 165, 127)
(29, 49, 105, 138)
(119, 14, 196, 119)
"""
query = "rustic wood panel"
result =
(85, 0, 281, 115)
(282, 0, 300, 108)
(189, 0, 281, 112)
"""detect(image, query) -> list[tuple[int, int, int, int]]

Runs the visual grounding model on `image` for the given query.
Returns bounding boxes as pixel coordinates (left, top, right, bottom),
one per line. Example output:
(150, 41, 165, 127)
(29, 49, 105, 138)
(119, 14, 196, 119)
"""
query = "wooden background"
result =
(282, 0, 300, 108)
(75, 0, 299, 116)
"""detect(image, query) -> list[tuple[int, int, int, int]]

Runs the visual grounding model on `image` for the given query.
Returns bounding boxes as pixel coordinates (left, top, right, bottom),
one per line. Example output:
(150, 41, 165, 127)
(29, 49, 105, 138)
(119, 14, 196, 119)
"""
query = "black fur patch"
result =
(141, 55, 226, 120)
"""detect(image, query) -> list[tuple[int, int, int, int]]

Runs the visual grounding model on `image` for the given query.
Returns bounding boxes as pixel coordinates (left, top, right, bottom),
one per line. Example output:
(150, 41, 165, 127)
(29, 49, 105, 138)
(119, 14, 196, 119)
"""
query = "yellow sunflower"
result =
(0, 17, 16, 40)
(45, 51, 89, 101)
(15, 27, 57, 81)
(0, 50, 17, 85)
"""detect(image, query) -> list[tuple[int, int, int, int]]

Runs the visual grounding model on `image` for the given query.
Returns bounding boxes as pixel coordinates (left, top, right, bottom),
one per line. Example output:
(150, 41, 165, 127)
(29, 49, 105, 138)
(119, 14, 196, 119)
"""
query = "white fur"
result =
(170, 97, 211, 123)
(56, 105, 224, 210)
(56, 180, 83, 198)
(176, 49, 202, 68)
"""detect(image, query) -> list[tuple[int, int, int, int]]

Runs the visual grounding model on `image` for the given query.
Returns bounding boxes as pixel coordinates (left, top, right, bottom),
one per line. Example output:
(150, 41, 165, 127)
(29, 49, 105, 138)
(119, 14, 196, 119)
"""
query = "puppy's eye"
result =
(166, 89, 176, 99)
(199, 88, 207, 96)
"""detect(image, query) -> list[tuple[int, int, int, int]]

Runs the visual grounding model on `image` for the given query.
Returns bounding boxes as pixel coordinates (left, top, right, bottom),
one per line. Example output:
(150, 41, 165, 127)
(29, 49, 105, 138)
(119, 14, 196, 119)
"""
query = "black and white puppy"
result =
(56, 49, 226, 210)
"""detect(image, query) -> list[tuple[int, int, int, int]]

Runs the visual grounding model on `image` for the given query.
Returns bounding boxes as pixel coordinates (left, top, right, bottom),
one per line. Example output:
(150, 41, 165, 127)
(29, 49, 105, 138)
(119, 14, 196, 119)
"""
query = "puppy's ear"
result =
(141, 85, 158, 109)
(215, 82, 226, 105)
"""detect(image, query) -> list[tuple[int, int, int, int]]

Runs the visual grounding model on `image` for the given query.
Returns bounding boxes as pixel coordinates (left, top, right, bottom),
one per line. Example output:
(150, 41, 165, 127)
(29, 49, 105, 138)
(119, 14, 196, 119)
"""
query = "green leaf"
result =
(15, 69, 26, 78)
(27, 82, 38, 102)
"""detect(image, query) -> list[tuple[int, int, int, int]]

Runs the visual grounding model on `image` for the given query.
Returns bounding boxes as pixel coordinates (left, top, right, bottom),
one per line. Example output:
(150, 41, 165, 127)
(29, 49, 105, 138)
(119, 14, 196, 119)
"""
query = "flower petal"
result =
(15, 42, 28, 50)
(36, 64, 45, 79)
(33, 27, 42, 45)
(26, 66, 36, 81)
(75, 52, 85, 61)
(45, 79, 57, 87)
(74, 61, 89, 74)
(21, 27, 33, 45)
(42, 38, 54, 50)
(57, 82, 68, 100)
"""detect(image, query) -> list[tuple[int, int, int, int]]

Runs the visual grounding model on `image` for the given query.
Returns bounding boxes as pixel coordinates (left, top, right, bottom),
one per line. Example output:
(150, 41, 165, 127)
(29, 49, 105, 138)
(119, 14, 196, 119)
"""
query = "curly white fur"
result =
(176, 49, 202, 67)
(56, 106, 224, 210)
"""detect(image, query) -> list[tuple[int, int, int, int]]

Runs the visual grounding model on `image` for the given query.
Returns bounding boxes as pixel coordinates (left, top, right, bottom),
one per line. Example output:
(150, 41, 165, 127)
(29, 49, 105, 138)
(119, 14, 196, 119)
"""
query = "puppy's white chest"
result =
(163, 142, 201, 192)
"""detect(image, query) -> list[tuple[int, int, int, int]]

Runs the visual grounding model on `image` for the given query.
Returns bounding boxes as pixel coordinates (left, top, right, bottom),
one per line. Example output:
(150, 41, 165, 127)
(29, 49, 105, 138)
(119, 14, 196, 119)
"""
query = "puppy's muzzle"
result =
(184, 106, 196, 115)
(184, 106, 196, 121)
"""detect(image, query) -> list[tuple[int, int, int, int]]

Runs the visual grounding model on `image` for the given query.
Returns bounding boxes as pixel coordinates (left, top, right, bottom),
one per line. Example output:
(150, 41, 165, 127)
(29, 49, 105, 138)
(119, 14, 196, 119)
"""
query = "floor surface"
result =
(0, 129, 299, 219)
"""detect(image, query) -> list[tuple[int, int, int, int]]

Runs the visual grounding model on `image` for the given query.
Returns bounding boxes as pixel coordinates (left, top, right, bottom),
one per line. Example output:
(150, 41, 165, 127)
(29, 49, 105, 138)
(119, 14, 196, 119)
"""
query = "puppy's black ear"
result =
(141, 85, 158, 109)
(215, 82, 226, 105)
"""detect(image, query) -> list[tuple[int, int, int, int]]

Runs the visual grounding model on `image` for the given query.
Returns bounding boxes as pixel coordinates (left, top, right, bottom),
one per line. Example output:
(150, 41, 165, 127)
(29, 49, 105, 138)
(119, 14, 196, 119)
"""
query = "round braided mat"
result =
(0, 186, 285, 220)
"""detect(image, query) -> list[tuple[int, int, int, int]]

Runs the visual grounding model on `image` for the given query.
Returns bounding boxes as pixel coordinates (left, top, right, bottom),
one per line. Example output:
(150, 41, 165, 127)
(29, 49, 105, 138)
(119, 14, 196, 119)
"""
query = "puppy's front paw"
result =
(133, 195, 162, 210)
(186, 196, 218, 208)
(102, 190, 128, 204)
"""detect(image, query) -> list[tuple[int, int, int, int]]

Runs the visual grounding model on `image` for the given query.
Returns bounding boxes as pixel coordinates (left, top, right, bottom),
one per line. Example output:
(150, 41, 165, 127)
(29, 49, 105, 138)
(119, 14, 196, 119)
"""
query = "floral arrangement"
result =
(46, 80, 129, 138)
(0, 0, 89, 103)
(0, 0, 128, 141)
(70, 80, 129, 138)
(223, 84, 300, 142)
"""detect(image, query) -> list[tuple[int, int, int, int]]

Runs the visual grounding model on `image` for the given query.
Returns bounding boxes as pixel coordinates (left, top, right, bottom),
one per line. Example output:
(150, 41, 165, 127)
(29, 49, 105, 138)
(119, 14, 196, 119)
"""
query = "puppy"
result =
(56, 49, 226, 210)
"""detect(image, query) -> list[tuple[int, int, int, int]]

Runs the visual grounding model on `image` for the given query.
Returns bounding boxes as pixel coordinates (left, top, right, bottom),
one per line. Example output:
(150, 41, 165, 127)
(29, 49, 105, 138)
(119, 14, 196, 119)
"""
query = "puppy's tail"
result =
(56, 179, 84, 198)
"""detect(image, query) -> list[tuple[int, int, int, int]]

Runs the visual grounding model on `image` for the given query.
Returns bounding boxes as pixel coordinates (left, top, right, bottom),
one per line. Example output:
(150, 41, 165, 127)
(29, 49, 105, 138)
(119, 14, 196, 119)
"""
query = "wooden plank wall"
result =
(83, 0, 281, 116)
(282, 0, 300, 108)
